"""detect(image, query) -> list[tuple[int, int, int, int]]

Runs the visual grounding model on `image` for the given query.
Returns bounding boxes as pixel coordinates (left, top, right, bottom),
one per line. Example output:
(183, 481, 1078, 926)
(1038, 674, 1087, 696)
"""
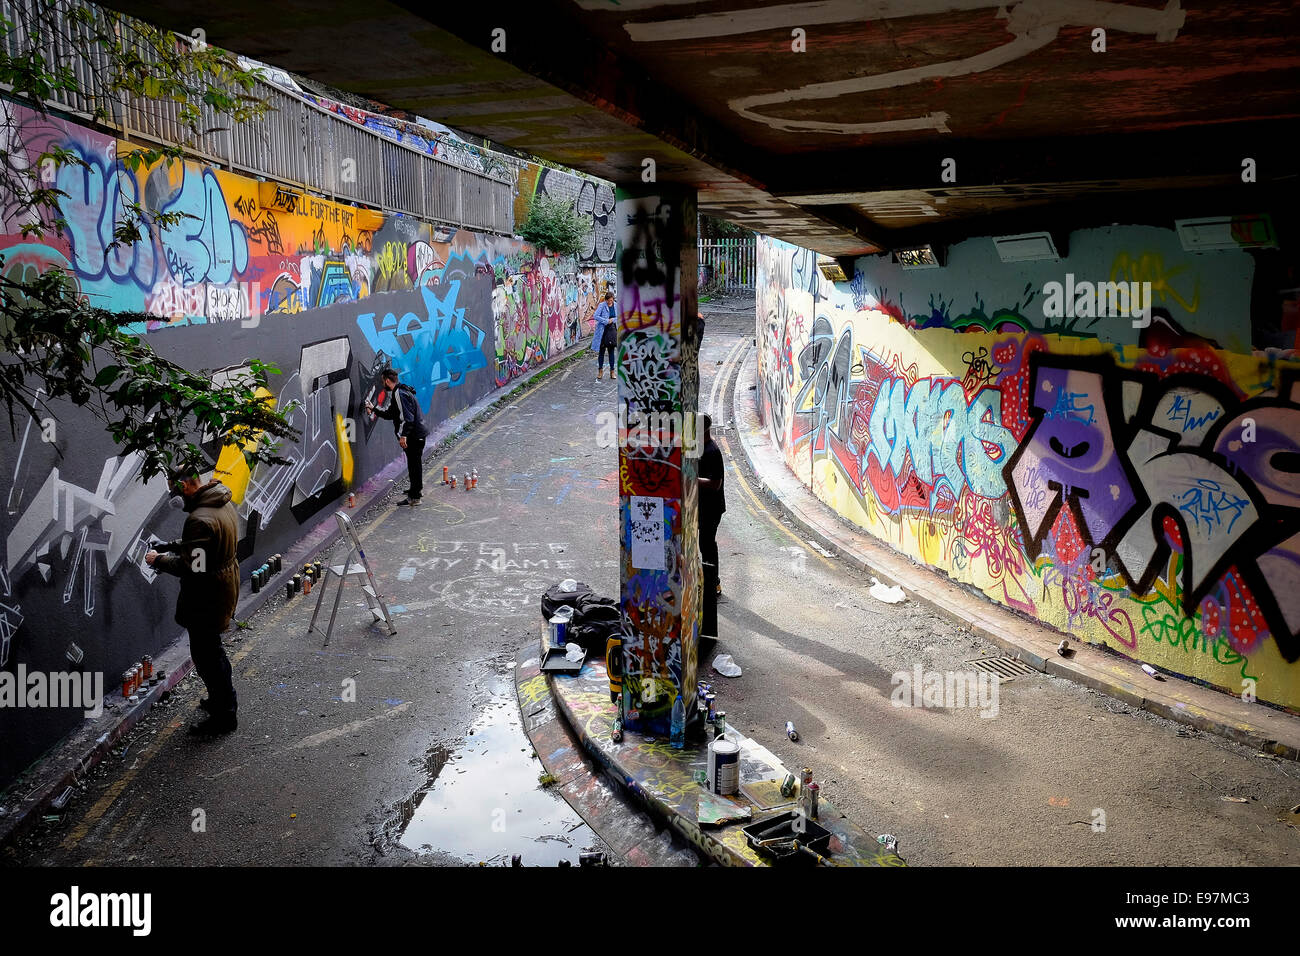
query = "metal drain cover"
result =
(965, 656, 1039, 681)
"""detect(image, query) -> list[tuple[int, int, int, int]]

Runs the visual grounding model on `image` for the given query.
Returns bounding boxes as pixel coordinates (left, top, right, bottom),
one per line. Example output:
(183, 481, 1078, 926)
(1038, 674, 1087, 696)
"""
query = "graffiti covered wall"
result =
(756, 232, 1300, 711)
(0, 101, 613, 788)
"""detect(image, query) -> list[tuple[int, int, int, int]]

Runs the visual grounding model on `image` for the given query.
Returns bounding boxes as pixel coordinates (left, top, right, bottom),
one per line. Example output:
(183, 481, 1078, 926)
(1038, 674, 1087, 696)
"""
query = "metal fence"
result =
(699, 237, 756, 293)
(0, 0, 515, 234)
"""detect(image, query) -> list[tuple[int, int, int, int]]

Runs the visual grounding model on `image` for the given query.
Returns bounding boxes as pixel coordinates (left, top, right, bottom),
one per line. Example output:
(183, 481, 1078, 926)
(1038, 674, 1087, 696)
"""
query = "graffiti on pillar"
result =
(757, 232, 1300, 709)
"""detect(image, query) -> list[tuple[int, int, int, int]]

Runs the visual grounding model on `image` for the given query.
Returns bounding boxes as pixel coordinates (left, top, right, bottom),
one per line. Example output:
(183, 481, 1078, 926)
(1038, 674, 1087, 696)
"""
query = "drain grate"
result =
(965, 656, 1039, 681)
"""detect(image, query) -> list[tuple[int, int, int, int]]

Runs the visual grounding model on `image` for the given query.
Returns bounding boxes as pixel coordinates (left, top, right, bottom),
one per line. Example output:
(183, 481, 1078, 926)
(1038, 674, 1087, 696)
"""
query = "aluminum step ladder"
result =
(309, 510, 398, 644)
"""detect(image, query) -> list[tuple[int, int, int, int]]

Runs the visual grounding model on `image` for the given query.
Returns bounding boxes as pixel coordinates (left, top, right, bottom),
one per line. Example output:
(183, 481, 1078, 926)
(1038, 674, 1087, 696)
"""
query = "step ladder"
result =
(309, 511, 398, 644)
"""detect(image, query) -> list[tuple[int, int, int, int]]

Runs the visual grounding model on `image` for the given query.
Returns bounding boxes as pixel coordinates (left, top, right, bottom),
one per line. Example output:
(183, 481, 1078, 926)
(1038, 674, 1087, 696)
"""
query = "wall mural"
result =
(0, 101, 613, 788)
(757, 233, 1300, 711)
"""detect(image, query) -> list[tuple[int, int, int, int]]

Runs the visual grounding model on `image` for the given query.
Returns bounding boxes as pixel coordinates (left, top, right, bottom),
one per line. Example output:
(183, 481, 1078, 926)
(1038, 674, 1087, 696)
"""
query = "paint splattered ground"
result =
(5, 304, 1299, 866)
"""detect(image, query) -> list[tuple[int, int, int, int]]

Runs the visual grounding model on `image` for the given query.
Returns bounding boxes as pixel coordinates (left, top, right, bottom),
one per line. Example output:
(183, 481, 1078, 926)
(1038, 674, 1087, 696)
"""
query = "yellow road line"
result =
(712, 338, 835, 571)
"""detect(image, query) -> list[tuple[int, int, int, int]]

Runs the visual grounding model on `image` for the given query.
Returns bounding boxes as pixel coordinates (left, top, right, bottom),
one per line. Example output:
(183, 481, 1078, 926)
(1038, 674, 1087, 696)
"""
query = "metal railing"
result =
(699, 237, 757, 293)
(0, 0, 515, 234)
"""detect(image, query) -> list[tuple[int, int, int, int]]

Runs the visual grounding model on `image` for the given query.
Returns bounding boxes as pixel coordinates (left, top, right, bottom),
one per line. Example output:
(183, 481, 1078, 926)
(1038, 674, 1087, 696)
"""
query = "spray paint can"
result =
(704, 693, 716, 721)
(251, 570, 261, 593)
(786, 721, 799, 742)
(807, 782, 820, 819)
(450, 474, 457, 488)
(272, 554, 282, 573)
(442, 465, 449, 485)
(472, 470, 479, 488)
(304, 576, 313, 594)
(142, 656, 153, 681)
(122, 670, 133, 698)
(348, 493, 356, 508)
(292, 574, 302, 594)
(464, 473, 471, 492)
(286, 581, 295, 600)
(780, 772, 798, 799)
(713, 711, 726, 738)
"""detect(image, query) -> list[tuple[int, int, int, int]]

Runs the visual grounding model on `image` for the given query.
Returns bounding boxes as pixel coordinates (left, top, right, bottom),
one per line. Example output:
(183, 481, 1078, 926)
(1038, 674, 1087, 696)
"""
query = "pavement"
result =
(4, 296, 1299, 866)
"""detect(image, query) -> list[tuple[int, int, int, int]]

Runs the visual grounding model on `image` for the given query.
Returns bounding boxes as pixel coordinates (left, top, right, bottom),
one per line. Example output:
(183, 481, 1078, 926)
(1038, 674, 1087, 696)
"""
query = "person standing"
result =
(697, 414, 727, 634)
(145, 471, 240, 736)
(591, 290, 617, 380)
(368, 368, 428, 506)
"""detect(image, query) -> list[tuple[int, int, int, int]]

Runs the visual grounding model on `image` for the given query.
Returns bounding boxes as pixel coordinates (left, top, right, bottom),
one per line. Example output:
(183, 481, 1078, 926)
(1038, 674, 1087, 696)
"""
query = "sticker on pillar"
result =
(630, 495, 666, 571)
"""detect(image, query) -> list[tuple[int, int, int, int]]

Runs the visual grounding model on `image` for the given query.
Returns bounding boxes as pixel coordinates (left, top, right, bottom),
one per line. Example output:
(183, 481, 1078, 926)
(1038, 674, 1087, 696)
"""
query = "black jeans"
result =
(190, 624, 236, 716)
(598, 337, 616, 373)
(700, 511, 721, 636)
(404, 434, 426, 497)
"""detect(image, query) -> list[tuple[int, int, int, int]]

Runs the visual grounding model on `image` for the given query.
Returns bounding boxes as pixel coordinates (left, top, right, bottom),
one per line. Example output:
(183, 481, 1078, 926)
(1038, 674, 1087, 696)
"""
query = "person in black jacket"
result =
(697, 414, 727, 633)
(368, 368, 429, 506)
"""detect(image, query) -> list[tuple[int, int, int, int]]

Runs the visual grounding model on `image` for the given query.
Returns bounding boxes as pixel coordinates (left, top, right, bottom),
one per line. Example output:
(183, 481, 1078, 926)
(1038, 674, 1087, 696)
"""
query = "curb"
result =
(0, 344, 592, 850)
(727, 344, 1300, 763)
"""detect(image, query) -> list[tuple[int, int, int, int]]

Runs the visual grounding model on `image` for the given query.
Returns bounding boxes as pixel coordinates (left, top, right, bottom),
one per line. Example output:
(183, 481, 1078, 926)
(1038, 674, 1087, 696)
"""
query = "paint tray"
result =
(742, 810, 833, 864)
(541, 645, 587, 674)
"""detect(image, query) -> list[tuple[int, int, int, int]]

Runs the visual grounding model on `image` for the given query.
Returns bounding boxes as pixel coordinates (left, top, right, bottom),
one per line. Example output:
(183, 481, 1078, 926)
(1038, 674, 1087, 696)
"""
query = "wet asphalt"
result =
(5, 301, 1300, 866)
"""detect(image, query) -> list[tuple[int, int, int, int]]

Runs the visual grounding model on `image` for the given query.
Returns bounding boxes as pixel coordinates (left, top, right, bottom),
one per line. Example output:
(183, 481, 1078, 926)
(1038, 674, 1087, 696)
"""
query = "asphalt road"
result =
(6, 301, 1299, 866)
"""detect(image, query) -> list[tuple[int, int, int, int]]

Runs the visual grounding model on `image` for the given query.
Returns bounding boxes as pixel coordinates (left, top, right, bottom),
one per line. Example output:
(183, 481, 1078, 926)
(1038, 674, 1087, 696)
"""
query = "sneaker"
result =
(188, 714, 237, 737)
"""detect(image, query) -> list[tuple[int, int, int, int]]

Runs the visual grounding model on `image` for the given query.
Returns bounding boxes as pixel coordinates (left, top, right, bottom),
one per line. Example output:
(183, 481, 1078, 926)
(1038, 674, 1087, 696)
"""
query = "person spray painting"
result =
(145, 469, 240, 736)
(591, 290, 617, 380)
(367, 367, 428, 506)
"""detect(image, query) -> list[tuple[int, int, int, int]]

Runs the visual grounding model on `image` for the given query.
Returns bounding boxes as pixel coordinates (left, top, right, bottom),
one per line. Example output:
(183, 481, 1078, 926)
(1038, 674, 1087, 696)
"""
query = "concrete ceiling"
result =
(108, 0, 1300, 257)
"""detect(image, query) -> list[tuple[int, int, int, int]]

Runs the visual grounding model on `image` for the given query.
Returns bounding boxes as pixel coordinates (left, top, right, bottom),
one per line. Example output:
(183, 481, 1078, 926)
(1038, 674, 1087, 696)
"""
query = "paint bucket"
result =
(707, 735, 739, 795)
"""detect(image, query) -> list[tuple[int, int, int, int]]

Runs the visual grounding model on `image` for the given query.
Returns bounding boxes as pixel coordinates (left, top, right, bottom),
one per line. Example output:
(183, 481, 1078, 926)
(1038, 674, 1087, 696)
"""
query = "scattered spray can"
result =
(348, 493, 356, 508)
(471, 470, 478, 488)
(442, 466, 449, 485)
(786, 721, 799, 742)
(780, 772, 798, 798)
(464, 473, 471, 492)
(450, 474, 456, 488)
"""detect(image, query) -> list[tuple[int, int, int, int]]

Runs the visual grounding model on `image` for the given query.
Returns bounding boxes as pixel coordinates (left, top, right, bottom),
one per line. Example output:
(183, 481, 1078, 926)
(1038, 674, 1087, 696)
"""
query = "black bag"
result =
(574, 593, 620, 629)
(540, 581, 593, 623)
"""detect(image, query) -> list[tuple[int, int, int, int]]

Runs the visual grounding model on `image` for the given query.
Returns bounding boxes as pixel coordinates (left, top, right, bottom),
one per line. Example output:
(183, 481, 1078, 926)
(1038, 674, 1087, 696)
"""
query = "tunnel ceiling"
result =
(107, 0, 1300, 257)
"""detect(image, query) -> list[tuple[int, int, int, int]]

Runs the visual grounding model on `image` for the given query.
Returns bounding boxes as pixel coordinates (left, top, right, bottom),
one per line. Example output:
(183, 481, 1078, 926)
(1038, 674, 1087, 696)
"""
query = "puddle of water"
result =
(388, 681, 599, 866)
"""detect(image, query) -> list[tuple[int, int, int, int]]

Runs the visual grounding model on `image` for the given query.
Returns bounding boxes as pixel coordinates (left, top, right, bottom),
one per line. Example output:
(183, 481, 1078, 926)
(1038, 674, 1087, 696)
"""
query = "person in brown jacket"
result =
(146, 471, 241, 736)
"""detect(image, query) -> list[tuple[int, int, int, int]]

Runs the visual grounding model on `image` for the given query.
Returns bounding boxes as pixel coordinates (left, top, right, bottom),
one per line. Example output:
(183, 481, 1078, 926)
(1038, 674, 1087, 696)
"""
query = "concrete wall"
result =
(756, 230, 1300, 711)
(0, 101, 614, 788)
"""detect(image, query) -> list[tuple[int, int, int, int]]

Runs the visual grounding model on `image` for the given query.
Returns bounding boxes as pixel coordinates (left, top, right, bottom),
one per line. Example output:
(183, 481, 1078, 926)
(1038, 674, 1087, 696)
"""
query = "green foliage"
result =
(518, 192, 590, 257)
(699, 215, 752, 240)
(0, 0, 296, 480)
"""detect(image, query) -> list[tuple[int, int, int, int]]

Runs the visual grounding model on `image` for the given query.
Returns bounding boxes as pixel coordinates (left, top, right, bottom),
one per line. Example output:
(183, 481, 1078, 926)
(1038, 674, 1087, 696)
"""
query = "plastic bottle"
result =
(670, 694, 685, 749)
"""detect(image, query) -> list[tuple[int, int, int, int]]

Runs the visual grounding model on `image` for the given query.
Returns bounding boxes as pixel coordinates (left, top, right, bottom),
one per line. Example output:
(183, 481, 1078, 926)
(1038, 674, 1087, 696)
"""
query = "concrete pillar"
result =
(615, 184, 701, 736)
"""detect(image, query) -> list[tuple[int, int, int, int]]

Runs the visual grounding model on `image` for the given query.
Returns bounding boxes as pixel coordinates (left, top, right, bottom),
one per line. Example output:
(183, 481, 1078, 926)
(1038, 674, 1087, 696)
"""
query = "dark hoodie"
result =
(154, 481, 241, 632)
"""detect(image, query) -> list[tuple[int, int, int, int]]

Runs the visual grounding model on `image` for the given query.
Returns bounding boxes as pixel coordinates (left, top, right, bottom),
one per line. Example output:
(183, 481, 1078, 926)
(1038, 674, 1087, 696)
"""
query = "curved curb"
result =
(727, 344, 1300, 763)
(525, 630, 905, 868)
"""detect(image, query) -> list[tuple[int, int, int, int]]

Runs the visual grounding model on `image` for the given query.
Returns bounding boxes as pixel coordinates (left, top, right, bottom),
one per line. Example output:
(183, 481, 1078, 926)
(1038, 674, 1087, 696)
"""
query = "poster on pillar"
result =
(616, 185, 701, 736)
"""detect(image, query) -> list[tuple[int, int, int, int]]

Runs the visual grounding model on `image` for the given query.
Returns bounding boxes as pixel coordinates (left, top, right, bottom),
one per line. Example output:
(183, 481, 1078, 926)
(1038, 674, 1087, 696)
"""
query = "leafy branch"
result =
(0, 0, 297, 480)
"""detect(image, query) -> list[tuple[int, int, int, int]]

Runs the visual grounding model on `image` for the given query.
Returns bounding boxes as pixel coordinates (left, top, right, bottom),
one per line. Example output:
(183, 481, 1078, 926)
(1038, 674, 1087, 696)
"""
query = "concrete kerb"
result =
(0, 344, 593, 849)
(729, 346, 1300, 763)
